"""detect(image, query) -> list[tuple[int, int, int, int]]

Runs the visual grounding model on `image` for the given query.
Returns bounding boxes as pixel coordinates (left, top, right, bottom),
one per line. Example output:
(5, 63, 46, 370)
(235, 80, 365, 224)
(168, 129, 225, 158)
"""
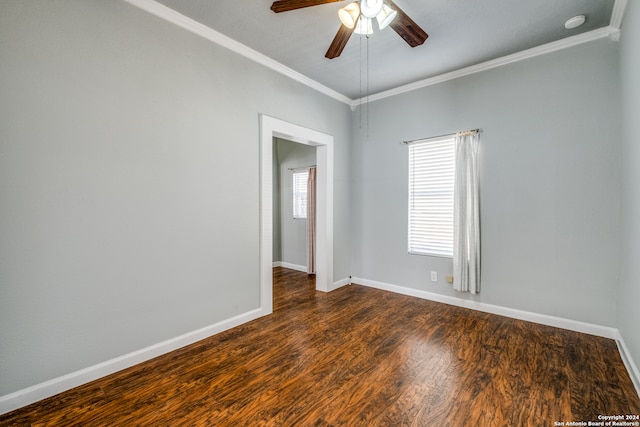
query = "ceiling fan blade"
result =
(386, 0, 428, 47)
(325, 24, 355, 59)
(271, 0, 344, 13)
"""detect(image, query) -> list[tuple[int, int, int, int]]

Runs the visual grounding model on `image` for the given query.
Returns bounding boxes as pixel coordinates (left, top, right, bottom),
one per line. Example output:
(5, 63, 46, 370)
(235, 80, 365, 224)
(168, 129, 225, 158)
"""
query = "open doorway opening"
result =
(272, 138, 316, 274)
(260, 115, 334, 315)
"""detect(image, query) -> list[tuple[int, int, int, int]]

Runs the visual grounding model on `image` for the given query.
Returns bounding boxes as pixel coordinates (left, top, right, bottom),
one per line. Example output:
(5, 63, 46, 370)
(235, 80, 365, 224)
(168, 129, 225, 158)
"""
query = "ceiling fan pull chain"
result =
(366, 34, 370, 138)
(359, 32, 363, 129)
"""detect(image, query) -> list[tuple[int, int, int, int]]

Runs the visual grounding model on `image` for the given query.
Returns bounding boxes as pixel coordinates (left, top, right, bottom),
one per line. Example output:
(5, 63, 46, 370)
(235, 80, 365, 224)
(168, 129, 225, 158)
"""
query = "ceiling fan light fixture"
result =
(360, 0, 384, 19)
(376, 4, 397, 29)
(354, 16, 374, 35)
(338, 2, 360, 29)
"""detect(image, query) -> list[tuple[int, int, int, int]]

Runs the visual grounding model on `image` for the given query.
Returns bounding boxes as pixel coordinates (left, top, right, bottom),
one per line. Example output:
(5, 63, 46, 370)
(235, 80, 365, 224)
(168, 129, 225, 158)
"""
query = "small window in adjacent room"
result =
(408, 135, 455, 258)
(292, 170, 309, 219)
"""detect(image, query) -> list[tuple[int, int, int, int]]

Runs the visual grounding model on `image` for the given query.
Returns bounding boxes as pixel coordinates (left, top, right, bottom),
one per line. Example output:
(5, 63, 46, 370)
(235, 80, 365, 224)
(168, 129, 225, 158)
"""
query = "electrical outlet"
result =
(446, 275, 454, 284)
(430, 271, 438, 282)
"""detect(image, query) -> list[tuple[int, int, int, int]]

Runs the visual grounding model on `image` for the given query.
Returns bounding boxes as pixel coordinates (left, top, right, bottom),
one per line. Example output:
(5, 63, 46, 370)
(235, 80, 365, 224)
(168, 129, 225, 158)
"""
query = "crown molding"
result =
(353, 26, 617, 106)
(611, 0, 629, 30)
(123, 0, 353, 106)
(125, 0, 627, 109)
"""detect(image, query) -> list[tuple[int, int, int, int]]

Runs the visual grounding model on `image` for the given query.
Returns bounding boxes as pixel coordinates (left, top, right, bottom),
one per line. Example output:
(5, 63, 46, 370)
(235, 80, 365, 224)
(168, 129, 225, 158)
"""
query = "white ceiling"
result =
(149, 0, 619, 101)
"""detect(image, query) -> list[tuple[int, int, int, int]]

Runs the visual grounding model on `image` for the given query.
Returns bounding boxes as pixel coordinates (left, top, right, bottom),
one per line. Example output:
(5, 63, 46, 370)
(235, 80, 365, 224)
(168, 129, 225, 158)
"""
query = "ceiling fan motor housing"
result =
(360, 0, 384, 19)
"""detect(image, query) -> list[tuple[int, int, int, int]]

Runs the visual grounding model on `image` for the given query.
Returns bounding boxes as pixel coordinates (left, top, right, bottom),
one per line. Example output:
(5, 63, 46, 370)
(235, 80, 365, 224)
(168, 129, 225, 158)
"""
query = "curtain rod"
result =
(287, 165, 316, 171)
(402, 128, 480, 145)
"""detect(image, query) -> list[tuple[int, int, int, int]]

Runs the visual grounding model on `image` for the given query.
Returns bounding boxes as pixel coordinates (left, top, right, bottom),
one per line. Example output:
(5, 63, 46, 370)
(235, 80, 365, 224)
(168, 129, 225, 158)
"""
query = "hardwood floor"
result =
(2, 267, 639, 426)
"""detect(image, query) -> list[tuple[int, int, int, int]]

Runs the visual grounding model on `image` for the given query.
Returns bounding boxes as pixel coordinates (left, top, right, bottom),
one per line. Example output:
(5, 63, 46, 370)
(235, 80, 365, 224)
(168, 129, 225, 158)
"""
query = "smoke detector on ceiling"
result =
(565, 15, 586, 29)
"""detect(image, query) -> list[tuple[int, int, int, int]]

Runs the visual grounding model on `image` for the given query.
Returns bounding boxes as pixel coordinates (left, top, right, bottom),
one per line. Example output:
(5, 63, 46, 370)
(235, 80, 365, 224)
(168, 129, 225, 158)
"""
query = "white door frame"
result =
(260, 115, 334, 314)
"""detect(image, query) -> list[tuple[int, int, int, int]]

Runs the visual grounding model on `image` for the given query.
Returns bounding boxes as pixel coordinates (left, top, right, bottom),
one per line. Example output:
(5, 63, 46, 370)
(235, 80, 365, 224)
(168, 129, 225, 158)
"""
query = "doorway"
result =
(260, 115, 334, 315)
(273, 138, 316, 273)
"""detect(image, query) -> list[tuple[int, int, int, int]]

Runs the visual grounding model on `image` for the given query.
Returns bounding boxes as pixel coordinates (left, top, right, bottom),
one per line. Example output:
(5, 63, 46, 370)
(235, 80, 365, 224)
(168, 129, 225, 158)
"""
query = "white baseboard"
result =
(5, 277, 636, 416)
(615, 331, 640, 398)
(0, 307, 268, 416)
(353, 276, 640, 396)
(331, 277, 351, 291)
(272, 261, 307, 273)
(351, 277, 618, 339)
(273, 262, 348, 292)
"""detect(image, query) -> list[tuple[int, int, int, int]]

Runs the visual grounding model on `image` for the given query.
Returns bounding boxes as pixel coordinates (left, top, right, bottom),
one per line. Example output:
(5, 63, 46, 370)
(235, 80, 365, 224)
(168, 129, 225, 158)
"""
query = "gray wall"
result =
(0, 0, 351, 395)
(350, 38, 621, 327)
(275, 139, 316, 268)
(619, 0, 640, 378)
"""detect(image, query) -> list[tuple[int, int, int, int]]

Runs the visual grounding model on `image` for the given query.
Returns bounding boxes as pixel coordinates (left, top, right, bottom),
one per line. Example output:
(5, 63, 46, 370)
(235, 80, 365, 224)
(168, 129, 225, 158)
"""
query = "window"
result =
(408, 135, 455, 257)
(292, 170, 309, 219)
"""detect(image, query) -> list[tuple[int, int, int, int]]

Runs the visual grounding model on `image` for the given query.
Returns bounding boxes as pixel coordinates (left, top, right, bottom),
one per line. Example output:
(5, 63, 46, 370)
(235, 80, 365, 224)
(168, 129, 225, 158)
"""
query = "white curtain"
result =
(453, 132, 480, 294)
(306, 167, 316, 275)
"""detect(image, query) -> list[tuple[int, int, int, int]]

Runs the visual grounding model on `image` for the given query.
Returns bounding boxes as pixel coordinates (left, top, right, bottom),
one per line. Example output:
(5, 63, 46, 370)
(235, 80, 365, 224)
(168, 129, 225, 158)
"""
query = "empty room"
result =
(1, 0, 639, 425)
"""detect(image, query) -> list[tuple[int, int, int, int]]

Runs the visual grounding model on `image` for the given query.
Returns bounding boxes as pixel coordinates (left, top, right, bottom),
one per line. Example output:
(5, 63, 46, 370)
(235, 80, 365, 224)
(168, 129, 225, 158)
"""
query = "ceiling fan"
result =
(270, 0, 428, 59)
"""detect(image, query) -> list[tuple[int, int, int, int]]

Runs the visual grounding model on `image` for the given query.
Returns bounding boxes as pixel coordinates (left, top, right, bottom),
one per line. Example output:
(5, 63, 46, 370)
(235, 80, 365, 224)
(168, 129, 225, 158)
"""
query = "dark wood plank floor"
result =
(2, 267, 639, 426)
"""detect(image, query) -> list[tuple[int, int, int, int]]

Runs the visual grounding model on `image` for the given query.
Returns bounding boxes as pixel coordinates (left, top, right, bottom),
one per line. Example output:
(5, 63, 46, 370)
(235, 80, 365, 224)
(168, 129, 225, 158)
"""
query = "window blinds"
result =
(293, 170, 309, 219)
(408, 136, 455, 257)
